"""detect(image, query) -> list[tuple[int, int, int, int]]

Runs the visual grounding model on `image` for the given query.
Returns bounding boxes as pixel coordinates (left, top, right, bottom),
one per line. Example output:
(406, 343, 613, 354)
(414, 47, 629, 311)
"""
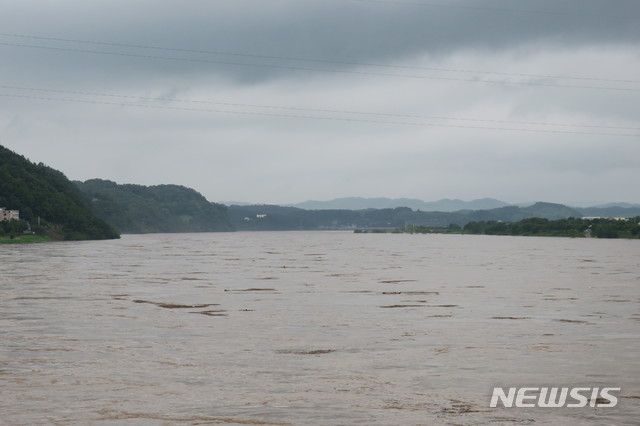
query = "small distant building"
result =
(0, 207, 20, 221)
(582, 216, 629, 221)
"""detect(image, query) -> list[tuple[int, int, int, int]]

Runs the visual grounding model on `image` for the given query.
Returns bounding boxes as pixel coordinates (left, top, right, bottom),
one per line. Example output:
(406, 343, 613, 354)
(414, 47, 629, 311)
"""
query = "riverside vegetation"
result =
(355, 217, 640, 239)
(229, 203, 640, 231)
(0, 145, 119, 242)
(74, 179, 234, 234)
(1, 145, 233, 242)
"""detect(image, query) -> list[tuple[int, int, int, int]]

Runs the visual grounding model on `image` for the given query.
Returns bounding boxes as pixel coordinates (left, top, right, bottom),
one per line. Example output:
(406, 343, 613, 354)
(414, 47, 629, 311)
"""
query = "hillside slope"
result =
(0, 146, 119, 240)
(76, 179, 234, 234)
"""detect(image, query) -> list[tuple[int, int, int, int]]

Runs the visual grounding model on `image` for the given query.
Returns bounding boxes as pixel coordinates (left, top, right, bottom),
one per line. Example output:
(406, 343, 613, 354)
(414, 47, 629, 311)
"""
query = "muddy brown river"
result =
(1, 232, 639, 425)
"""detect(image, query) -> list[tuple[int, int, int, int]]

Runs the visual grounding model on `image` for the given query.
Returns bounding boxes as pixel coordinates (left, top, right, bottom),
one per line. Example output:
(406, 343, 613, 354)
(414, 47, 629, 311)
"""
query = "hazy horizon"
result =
(221, 196, 639, 209)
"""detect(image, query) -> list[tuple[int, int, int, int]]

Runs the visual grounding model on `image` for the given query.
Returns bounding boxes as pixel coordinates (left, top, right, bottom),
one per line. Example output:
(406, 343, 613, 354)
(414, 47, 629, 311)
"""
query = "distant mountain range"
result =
(273, 197, 639, 212)
(291, 197, 510, 212)
(228, 202, 640, 231)
(591, 202, 640, 209)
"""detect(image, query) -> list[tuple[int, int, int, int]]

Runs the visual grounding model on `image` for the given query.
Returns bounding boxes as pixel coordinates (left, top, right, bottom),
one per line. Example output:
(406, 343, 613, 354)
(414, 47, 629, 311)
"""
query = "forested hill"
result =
(75, 179, 234, 234)
(229, 202, 640, 231)
(0, 146, 119, 240)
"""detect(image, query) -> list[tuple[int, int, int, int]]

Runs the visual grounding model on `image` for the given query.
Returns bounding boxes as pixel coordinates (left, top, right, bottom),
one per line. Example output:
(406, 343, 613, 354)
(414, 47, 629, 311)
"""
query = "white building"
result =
(0, 207, 20, 221)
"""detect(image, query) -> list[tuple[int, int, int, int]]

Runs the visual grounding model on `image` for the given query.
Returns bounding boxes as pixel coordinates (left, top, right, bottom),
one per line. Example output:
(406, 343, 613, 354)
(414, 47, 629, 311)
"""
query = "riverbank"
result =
(0, 234, 52, 244)
(355, 217, 640, 239)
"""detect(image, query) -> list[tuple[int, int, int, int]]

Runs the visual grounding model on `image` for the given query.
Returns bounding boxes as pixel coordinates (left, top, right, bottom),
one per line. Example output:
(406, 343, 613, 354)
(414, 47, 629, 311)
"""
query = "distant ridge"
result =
(228, 201, 640, 231)
(75, 179, 234, 234)
(292, 197, 509, 212)
(591, 202, 640, 209)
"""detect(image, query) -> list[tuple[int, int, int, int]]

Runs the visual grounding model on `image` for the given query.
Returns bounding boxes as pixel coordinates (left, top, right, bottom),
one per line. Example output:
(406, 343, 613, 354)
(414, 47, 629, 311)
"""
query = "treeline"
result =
(0, 146, 119, 241)
(229, 205, 415, 230)
(463, 217, 640, 239)
(0, 218, 29, 236)
(229, 203, 640, 231)
(75, 179, 234, 234)
(378, 217, 640, 239)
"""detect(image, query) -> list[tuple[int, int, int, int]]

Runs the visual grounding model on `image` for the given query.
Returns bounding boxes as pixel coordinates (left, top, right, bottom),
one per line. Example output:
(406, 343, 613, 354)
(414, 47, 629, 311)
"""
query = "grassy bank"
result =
(0, 234, 53, 244)
(355, 217, 640, 239)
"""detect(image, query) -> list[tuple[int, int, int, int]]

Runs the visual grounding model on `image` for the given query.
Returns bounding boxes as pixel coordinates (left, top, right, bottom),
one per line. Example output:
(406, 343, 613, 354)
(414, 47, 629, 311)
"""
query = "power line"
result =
(2, 42, 637, 93)
(1, 92, 636, 137)
(1, 84, 637, 132)
(1, 33, 637, 85)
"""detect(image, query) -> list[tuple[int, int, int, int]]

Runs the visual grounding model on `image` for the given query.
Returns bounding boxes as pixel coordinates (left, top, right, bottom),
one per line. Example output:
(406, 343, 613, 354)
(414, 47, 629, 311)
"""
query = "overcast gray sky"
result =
(1, 0, 639, 205)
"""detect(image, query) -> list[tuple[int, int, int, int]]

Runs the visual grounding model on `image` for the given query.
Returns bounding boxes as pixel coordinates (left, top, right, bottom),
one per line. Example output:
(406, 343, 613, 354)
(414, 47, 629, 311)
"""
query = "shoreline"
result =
(0, 234, 52, 244)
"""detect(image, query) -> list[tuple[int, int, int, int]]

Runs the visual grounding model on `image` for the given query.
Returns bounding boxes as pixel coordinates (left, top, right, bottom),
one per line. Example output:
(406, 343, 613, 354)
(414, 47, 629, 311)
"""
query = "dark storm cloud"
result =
(1, 0, 639, 84)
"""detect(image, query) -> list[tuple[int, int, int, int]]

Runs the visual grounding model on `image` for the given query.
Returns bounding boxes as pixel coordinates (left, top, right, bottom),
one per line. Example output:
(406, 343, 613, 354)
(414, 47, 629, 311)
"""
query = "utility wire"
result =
(1, 92, 636, 137)
(1, 84, 637, 131)
(1, 42, 637, 92)
(0, 33, 637, 85)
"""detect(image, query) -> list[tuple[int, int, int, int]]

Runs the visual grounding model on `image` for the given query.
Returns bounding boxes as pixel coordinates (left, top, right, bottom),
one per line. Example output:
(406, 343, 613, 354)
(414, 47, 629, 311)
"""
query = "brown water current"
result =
(1, 231, 639, 425)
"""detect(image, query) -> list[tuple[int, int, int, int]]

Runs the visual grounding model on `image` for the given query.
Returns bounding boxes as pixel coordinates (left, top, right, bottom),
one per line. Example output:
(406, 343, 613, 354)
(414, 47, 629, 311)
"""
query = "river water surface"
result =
(1, 232, 639, 425)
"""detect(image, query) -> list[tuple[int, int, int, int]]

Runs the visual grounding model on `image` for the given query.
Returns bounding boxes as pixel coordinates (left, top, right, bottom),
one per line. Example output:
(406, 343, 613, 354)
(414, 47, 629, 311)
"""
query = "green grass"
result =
(0, 234, 52, 244)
